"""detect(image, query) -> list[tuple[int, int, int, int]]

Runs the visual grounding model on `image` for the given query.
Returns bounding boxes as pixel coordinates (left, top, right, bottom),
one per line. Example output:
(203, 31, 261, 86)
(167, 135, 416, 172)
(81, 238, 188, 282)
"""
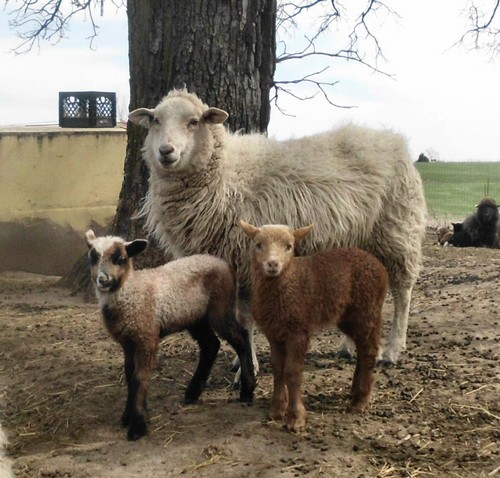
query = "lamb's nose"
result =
(159, 145, 174, 157)
(267, 260, 279, 269)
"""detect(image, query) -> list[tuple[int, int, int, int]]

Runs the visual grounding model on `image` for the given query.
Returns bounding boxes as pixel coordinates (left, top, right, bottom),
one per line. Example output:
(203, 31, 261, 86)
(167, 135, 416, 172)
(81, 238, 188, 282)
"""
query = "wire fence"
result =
(415, 161, 500, 221)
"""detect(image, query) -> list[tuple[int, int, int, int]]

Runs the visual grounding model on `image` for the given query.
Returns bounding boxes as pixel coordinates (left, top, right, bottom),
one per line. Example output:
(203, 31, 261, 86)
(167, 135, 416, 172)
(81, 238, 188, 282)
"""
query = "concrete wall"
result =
(0, 126, 127, 275)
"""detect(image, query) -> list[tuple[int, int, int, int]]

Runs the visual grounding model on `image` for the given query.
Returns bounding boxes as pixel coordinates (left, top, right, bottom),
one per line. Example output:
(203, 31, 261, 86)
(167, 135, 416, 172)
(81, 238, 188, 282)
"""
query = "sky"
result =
(1, 1, 499, 162)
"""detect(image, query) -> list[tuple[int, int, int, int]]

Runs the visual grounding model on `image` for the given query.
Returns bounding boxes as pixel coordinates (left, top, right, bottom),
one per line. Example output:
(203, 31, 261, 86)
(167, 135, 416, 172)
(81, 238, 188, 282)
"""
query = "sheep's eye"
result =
(89, 249, 100, 265)
(285, 244, 293, 252)
(188, 118, 199, 128)
(255, 242, 263, 252)
(152, 116, 160, 126)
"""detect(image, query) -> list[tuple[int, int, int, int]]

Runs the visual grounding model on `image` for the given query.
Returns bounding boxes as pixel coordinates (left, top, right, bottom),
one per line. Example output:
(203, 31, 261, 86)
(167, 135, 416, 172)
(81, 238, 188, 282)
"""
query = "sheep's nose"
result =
(159, 144, 174, 157)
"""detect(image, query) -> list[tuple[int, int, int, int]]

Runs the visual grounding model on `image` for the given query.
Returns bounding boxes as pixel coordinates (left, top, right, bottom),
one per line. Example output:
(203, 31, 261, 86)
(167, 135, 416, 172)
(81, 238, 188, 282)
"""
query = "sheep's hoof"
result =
(377, 358, 395, 367)
(127, 419, 147, 441)
(336, 349, 354, 362)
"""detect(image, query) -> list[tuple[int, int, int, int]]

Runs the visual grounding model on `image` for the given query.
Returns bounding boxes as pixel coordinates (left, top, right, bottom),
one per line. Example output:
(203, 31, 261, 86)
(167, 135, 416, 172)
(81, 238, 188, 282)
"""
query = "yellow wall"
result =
(0, 126, 127, 274)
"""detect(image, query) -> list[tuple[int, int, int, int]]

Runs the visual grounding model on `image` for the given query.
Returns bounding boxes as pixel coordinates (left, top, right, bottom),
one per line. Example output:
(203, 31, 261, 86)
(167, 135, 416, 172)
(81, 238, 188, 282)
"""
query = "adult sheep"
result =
(129, 89, 427, 367)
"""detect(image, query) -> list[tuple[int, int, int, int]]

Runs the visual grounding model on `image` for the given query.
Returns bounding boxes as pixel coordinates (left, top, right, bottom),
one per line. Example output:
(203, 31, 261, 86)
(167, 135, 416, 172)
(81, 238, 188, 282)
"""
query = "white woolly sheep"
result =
(0, 423, 14, 478)
(240, 221, 388, 432)
(85, 230, 256, 441)
(128, 88, 426, 372)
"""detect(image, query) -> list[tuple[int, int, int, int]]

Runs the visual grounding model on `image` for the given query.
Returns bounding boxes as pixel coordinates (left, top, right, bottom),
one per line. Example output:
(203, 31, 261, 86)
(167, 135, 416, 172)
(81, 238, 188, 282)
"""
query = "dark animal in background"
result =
(436, 227, 453, 246)
(452, 198, 499, 248)
(448, 222, 473, 247)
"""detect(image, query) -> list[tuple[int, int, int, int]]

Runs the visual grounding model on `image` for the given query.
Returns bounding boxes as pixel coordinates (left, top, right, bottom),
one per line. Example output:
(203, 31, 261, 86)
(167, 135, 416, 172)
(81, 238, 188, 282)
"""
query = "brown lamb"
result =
(240, 220, 389, 432)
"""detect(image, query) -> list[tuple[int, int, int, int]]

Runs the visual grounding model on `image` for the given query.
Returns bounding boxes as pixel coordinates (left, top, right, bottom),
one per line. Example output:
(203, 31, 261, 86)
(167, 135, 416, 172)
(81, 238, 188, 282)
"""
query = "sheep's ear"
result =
(293, 225, 313, 242)
(128, 108, 155, 128)
(203, 107, 229, 125)
(85, 230, 97, 248)
(125, 239, 148, 258)
(239, 220, 260, 240)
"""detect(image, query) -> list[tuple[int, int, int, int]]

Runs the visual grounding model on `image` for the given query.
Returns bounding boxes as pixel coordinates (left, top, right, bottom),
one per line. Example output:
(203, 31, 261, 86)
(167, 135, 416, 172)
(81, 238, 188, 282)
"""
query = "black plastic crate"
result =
(59, 91, 117, 128)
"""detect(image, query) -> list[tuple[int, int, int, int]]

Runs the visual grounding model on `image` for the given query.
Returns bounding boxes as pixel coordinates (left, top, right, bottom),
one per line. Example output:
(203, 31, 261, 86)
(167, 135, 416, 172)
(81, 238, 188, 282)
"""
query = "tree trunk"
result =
(68, 0, 276, 294)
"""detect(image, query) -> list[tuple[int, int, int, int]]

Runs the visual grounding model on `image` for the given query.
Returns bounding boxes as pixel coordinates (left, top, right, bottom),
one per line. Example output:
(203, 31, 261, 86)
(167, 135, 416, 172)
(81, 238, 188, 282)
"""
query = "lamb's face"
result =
(85, 231, 148, 293)
(129, 94, 228, 174)
(253, 226, 296, 277)
(240, 221, 313, 278)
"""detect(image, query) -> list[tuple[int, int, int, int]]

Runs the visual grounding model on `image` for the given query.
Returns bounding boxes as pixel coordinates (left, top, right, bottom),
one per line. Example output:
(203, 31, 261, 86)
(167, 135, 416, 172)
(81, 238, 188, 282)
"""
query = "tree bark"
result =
(68, 0, 277, 294)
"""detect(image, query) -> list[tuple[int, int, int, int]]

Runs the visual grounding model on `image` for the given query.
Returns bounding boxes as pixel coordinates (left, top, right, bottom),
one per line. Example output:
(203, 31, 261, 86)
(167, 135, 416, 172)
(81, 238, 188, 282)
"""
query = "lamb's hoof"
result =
(286, 417, 306, 433)
(127, 419, 147, 441)
(184, 381, 204, 403)
(350, 401, 368, 414)
(239, 392, 254, 404)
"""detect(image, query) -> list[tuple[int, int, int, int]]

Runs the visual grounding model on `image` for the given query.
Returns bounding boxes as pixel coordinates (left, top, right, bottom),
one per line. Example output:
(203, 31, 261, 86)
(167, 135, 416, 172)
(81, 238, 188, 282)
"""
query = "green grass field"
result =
(415, 162, 500, 220)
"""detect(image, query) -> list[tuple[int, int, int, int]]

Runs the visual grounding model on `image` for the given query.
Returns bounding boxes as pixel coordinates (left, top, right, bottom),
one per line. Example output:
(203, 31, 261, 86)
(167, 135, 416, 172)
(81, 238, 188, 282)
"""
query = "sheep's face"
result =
(476, 198, 499, 225)
(85, 231, 148, 293)
(129, 95, 228, 174)
(240, 221, 313, 278)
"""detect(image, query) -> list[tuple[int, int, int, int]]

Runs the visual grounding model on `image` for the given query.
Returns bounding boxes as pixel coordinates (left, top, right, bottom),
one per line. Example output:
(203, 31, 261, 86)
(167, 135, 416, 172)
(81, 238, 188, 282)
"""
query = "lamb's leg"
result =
(185, 320, 220, 403)
(121, 339, 136, 427)
(283, 334, 309, 432)
(268, 339, 288, 421)
(381, 283, 413, 365)
(127, 346, 158, 441)
(350, 350, 377, 413)
(214, 313, 256, 403)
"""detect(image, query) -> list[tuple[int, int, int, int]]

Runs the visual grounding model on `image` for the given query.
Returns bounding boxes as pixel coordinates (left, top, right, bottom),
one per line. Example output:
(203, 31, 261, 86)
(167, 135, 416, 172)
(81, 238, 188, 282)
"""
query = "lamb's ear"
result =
(85, 230, 97, 248)
(293, 225, 313, 242)
(203, 107, 229, 125)
(125, 239, 148, 258)
(240, 220, 260, 240)
(128, 108, 155, 128)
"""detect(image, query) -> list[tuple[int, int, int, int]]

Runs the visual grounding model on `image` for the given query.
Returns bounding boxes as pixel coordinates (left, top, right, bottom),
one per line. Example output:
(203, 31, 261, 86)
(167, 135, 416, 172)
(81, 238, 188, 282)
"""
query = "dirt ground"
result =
(0, 232, 498, 478)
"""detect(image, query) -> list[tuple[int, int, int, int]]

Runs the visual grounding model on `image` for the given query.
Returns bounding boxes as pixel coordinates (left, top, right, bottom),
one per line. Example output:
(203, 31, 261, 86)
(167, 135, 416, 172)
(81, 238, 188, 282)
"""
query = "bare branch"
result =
(272, 67, 356, 113)
(4, 0, 125, 54)
(274, 1, 397, 113)
(455, 0, 500, 57)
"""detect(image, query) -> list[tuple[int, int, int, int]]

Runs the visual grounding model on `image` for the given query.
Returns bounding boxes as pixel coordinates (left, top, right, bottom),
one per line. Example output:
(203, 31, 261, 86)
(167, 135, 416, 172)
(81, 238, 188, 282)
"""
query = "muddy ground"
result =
(0, 232, 498, 478)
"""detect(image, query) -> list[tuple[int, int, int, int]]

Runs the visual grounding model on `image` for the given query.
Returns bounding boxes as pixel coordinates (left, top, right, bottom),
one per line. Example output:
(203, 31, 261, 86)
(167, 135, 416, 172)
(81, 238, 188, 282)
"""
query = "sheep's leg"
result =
(127, 346, 158, 441)
(337, 336, 356, 361)
(121, 339, 136, 427)
(232, 297, 259, 387)
(268, 339, 288, 421)
(283, 334, 309, 432)
(382, 283, 413, 365)
(185, 320, 220, 403)
(214, 314, 256, 403)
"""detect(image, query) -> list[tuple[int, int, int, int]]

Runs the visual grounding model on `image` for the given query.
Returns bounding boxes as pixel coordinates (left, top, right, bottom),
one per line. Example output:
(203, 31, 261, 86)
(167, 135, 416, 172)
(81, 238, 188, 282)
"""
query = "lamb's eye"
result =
(255, 243, 263, 252)
(111, 250, 127, 266)
(285, 244, 293, 252)
(188, 118, 199, 127)
(152, 116, 160, 125)
(89, 249, 100, 265)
